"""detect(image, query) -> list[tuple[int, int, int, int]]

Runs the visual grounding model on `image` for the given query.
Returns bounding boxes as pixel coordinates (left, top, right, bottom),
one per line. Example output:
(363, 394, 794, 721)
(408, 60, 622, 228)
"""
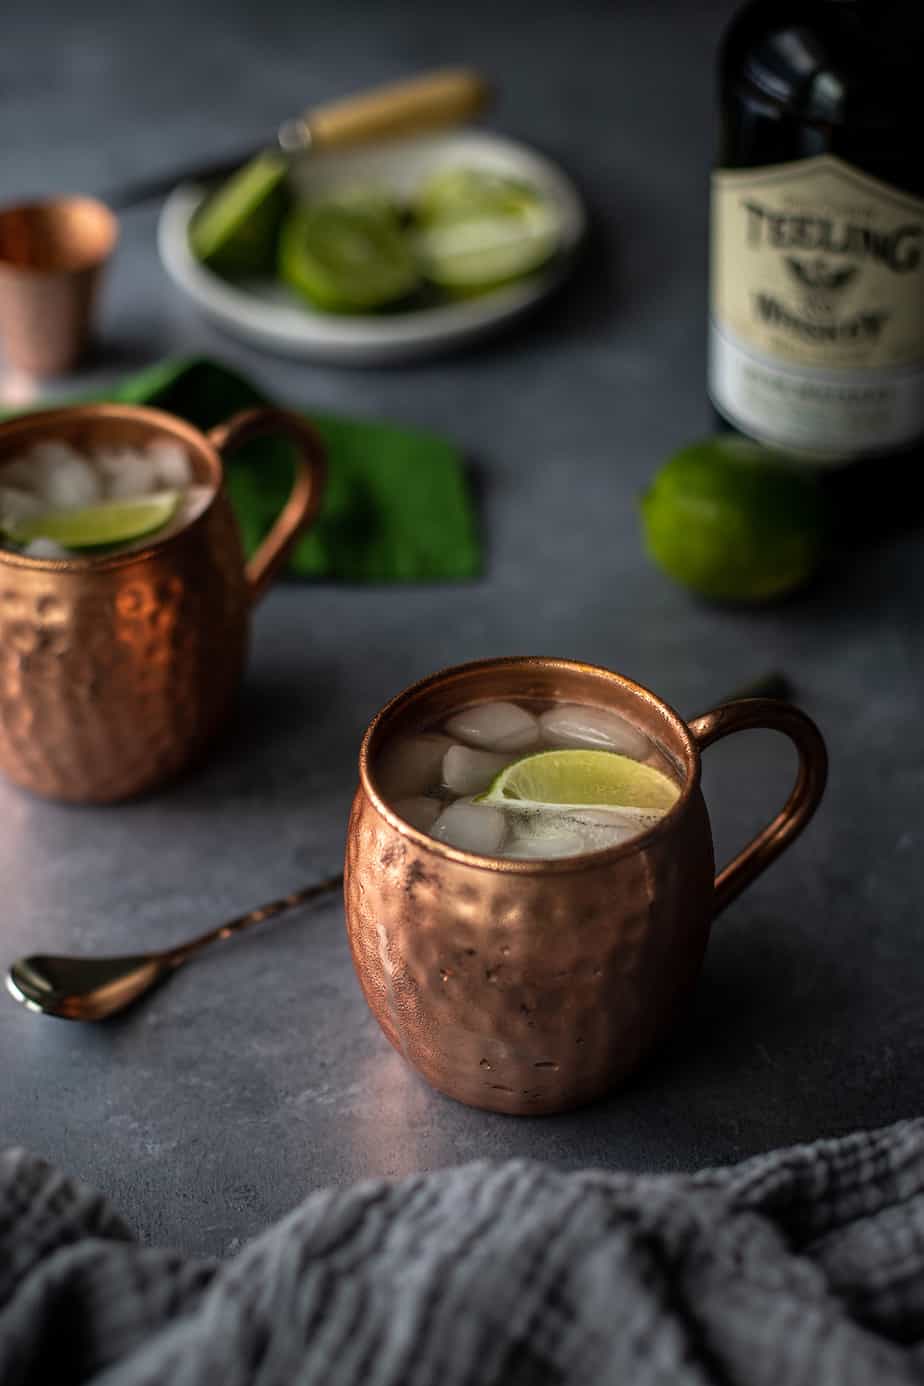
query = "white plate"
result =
(157, 130, 586, 365)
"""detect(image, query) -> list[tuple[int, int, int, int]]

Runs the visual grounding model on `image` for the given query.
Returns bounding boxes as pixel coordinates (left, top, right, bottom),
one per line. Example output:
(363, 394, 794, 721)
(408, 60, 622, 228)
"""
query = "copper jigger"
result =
(0, 197, 118, 375)
(345, 657, 828, 1115)
(0, 403, 325, 803)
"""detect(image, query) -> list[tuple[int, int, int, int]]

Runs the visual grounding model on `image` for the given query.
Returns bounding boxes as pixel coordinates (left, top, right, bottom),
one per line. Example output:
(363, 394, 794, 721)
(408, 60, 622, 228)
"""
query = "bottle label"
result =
(709, 155, 924, 459)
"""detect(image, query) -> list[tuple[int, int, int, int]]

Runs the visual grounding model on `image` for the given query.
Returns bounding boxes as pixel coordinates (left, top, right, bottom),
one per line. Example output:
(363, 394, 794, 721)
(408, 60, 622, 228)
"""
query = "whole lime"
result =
(640, 435, 829, 602)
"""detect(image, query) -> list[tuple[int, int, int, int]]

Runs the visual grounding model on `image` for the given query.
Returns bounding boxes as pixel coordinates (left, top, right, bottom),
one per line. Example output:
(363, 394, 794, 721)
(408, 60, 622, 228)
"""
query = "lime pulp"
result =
(413, 166, 560, 292)
(413, 209, 560, 292)
(278, 200, 419, 313)
(476, 749, 679, 814)
(415, 167, 548, 224)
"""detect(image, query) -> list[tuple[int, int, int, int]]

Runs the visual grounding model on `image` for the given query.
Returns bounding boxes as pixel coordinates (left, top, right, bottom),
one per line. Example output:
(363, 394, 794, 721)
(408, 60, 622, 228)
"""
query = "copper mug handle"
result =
(207, 408, 327, 604)
(687, 698, 828, 916)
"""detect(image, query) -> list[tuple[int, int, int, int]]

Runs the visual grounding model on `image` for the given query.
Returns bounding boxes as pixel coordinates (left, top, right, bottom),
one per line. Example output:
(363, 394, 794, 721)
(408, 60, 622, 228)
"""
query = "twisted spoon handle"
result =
(163, 873, 344, 967)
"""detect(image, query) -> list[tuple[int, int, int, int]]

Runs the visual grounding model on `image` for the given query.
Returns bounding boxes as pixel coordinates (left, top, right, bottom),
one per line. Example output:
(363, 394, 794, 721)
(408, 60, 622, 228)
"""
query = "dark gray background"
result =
(1, 0, 921, 1257)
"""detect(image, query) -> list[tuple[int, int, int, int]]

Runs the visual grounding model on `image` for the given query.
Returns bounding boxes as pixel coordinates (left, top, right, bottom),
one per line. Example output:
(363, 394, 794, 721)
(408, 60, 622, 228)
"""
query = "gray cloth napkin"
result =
(1, 1118, 922, 1385)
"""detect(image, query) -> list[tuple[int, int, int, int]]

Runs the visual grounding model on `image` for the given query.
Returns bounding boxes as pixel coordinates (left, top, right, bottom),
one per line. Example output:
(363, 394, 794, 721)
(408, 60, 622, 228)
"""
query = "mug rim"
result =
(0, 196, 119, 276)
(0, 402, 222, 571)
(359, 655, 702, 875)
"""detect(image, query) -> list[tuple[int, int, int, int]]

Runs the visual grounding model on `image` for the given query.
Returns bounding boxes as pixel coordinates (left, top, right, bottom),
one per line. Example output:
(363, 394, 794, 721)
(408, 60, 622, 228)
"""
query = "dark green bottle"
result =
(709, 0, 924, 464)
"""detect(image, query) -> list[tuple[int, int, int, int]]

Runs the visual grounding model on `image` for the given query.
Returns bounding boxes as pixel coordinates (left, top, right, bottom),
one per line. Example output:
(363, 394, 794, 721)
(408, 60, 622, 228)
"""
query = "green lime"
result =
(278, 201, 419, 312)
(476, 749, 679, 813)
(413, 208, 559, 293)
(640, 436, 829, 603)
(415, 167, 544, 225)
(10, 491, 180, 549)
(321, 182, 404, 223)
(190, 153, 288, 277)
(412, 166, 560, 293)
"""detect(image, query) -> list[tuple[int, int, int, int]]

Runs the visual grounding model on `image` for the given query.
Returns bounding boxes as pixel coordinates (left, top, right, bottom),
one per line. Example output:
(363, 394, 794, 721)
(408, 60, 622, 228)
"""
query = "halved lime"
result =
(320, 182, 404, 223)
(190, 152, 289, 277)
(415, 167, 545, 225)
(278, 201, 419, 313)
(413, 166, 560, 293)
(414, 208, 560, 293)
(476, 749, 679, 814)
(10, 491, 180, 549)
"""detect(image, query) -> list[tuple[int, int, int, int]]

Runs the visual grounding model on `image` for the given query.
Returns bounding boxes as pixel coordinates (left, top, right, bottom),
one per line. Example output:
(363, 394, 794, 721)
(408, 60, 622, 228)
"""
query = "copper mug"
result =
(345, 657, 827, 1115)
(0, 403, 325, 802)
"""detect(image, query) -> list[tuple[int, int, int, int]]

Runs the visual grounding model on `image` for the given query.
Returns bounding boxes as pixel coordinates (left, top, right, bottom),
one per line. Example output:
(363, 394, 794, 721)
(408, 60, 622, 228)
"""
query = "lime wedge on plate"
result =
(413, 166, 560, 293)
(414, 209, 560, 293)
(278, 201, 419, 313)
(476, 749, 679, 814)
(10, 491, 180, 549)
(190, 152, 288, 277)
(319, 182, 404, 223)
(415, 167, 545, 224)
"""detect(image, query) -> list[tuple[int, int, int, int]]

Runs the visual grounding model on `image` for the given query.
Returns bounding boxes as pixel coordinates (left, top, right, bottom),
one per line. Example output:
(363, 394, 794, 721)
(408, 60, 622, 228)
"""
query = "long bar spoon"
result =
(6, 873, 343, 1021)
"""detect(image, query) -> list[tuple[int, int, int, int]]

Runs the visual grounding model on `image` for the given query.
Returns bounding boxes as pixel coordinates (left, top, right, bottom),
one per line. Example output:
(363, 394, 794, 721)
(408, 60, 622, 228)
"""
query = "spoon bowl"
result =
(7, 954, 171, 1020)
(4, 872, 343, 1022)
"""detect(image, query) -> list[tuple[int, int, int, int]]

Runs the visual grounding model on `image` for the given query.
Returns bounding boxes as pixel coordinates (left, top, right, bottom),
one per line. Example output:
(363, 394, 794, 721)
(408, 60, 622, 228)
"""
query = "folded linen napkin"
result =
(4, 357, 481, 582)
(1, 1118, 922, 1385)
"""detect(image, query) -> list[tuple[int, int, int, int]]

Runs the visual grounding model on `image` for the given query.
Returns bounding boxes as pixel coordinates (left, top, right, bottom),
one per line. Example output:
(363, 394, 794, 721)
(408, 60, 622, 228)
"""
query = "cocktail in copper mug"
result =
(0, 403, 325, 803)
(345, 657, 827, 1115)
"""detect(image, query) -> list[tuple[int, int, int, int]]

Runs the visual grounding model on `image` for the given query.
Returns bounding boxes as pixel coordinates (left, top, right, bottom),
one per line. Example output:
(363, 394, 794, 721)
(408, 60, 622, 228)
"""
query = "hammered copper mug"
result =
(0, 403, 325, 802)
(345, 656, 827, 1115)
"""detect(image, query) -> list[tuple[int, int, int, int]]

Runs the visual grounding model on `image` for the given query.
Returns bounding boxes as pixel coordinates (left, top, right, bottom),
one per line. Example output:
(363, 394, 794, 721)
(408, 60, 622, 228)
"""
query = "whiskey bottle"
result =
(709, 0, 924, 464)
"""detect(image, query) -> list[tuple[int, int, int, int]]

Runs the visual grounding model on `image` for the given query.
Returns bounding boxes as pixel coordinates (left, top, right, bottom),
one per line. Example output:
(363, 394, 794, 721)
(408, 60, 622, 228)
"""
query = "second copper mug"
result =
(345, 657, 827, 1115)
(0, 403, 325, 802)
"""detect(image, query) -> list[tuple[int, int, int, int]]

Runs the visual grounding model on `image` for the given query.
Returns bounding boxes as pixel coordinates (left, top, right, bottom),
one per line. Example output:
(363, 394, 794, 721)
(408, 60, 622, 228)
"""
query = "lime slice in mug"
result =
(476, 749, 679, 814)
(10, 491, 180, 549)
(190, 152, 288, 277)
(278, 201, 419, 312)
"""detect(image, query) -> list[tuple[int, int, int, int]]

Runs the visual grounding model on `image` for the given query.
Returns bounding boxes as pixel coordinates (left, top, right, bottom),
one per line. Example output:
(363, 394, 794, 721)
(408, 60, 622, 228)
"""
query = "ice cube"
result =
(569, 806, 664, 849)
(506, 809, 592, 858)
(23, 537, 69, 559)
(580, 820, 641, 850)
(376, 734, 454, 801)
(95, 448, 158, 499)
(30, 442, 102, 508)
(445, 702, 539, 753)
(570, 806, 660, 828)
(157, 486, 211, 540)
(504, 805, 658, 858)
(504, 829, 585, 860)
(442, 745, 514, 796)
(0, 457, 42, 493)
(431, 801, 506, 855)
(392, 796, 442, 833)
(147, 439, 193, 488)
(0, 486, 42, 528)
(539, 704, 652, 759)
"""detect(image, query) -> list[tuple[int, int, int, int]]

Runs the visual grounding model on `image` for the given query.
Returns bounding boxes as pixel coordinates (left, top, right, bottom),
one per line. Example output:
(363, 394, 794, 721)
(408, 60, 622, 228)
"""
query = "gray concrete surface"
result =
(1, 0, 921, 1257)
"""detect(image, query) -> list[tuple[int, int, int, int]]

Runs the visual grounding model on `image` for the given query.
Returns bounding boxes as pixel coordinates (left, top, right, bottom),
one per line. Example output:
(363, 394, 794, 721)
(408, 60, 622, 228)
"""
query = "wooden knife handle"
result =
(304, 69, 491, 151)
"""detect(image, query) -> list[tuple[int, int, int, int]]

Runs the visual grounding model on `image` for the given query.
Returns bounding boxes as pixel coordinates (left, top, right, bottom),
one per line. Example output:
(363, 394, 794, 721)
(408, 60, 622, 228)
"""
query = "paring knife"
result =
(101, 68, 491, 211)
